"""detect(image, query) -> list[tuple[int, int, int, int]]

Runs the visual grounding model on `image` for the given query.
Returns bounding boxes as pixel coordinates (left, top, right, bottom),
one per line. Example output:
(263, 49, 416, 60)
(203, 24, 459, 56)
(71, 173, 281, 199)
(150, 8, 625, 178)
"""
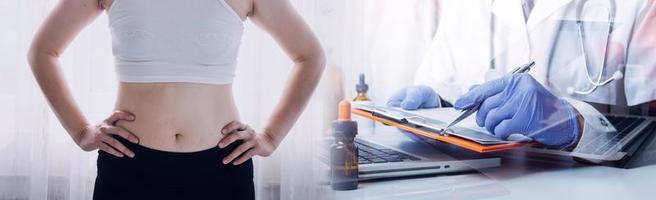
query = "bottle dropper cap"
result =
(338, 100, 351, 121)
(356, 74, 369, 93)
(333, 100, 357, 138)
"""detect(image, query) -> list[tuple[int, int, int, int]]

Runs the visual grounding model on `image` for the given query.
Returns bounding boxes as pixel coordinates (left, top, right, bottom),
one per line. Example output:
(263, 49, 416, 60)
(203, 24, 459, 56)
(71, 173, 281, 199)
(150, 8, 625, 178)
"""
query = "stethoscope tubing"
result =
(572, 0, 617, 95)
(485, 0, 618, 95)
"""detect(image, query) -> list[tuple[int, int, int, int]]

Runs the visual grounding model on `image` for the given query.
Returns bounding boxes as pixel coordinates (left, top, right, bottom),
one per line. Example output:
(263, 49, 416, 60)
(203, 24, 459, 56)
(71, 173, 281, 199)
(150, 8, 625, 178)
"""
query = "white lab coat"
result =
(414, 0, 655, 153)
(416, 0, 655, 107)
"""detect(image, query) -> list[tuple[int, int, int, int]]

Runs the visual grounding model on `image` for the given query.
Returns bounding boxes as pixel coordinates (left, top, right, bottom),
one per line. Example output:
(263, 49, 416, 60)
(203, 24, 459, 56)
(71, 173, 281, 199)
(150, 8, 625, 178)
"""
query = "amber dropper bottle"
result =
(353, 74, 370, 101)
(330, 100, 359, 190)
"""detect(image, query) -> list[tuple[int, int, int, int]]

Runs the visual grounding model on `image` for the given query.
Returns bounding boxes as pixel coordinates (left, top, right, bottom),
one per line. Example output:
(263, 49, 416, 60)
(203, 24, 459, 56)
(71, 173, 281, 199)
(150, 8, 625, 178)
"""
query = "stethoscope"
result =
(487, 0, 623, 96)
(567, 0, 623, 95)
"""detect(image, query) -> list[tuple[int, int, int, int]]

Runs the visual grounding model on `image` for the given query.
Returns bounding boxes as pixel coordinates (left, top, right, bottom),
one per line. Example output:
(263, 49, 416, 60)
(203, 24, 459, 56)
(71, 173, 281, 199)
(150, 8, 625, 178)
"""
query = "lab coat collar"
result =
(491, 0, 526, 30)
(492, 0, 573, 31)
(526, 0, 573, 30)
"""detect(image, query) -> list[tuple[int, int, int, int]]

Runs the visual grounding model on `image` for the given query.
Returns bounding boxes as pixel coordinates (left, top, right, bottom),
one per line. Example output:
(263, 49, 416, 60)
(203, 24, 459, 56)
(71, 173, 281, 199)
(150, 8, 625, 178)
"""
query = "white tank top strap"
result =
(216, 0, 245, 22)
(104, 0, 121, 14)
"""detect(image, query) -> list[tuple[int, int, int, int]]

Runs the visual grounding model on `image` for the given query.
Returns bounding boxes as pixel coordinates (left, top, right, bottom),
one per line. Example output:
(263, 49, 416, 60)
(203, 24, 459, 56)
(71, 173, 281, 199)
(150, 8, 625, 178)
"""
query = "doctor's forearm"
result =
(262, 53, 326, 147)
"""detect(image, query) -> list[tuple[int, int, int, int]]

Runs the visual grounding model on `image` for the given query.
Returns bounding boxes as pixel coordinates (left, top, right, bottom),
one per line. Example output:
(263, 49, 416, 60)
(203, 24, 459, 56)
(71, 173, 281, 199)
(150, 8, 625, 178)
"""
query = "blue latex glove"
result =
(387, 85, 441, 110)
(454, 74, 580, 147)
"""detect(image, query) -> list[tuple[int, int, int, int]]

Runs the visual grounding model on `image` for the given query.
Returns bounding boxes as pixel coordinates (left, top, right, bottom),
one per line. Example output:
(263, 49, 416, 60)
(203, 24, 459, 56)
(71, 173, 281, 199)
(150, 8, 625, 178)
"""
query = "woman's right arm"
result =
(28, 0, 138, 157)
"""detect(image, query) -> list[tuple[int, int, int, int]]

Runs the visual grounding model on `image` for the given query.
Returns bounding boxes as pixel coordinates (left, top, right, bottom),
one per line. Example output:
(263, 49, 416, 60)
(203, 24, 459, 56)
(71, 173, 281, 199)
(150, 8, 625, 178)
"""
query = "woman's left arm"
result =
(219, 0, 326, 165)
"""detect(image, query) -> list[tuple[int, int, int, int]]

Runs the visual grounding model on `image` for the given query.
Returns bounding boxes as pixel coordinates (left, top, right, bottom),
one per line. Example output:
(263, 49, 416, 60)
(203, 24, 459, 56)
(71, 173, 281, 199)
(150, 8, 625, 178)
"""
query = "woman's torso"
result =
(114, 83, 239, 152)
(104, 0, 253, 152)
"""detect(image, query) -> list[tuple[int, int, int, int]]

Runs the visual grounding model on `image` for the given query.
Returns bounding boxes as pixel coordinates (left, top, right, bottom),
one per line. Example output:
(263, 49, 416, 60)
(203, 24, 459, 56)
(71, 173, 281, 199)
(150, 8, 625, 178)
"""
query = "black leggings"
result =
(93, 136, 254, 200)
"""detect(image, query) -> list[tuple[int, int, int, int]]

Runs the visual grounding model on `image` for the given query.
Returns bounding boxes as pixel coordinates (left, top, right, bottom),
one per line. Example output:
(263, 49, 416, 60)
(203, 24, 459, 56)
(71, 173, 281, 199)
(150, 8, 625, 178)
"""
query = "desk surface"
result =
(334, 125, 656, 200)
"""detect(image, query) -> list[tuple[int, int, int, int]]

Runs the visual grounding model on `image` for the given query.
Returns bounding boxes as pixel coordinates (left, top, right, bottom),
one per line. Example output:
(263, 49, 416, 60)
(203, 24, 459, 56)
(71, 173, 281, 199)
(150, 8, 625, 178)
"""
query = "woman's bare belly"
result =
(114, 82, 239, 152)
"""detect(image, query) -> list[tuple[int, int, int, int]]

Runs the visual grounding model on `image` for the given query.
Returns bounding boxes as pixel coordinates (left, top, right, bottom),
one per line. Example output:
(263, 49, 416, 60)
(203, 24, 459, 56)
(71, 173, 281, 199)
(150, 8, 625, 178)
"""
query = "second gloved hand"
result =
(387, 85, 441, 110)
(454, 74, 580, 147)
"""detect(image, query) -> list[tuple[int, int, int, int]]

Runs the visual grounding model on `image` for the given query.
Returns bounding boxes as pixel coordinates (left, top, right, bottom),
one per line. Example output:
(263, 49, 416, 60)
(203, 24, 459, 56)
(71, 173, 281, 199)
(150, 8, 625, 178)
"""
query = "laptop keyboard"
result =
(355, 138, 421, 164)
(575, 115, 646, 154)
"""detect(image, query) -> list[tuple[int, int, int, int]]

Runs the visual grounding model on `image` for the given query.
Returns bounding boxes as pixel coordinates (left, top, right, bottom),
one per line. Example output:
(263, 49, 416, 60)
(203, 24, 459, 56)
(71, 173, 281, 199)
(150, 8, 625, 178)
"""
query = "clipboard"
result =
(352, 104, 530, 153)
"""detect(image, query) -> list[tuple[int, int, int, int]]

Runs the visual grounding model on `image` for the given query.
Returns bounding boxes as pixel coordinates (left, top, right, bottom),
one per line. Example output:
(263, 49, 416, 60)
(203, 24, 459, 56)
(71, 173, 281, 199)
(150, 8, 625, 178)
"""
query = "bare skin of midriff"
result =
(114, 82, 239, 152)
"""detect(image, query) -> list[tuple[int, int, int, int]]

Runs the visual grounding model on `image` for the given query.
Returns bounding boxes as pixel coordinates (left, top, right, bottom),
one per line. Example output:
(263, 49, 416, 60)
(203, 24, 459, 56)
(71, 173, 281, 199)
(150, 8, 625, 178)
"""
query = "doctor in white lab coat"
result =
(388, 0, 656, 151)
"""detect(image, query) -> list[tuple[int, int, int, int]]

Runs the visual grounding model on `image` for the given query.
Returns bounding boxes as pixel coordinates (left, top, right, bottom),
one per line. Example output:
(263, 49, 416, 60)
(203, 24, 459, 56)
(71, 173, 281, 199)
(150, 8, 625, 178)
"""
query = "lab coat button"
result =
(600, 117, 609, 127)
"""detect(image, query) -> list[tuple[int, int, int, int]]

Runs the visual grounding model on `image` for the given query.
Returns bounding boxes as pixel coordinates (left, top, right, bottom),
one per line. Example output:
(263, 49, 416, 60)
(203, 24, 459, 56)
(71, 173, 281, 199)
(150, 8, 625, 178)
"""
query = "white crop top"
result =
(106, 0, 244, 84)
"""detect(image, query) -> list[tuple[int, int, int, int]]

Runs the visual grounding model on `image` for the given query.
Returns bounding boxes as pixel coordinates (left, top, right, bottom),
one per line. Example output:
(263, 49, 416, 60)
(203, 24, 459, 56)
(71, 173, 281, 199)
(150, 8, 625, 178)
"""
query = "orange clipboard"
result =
(352, 108, 530, 153)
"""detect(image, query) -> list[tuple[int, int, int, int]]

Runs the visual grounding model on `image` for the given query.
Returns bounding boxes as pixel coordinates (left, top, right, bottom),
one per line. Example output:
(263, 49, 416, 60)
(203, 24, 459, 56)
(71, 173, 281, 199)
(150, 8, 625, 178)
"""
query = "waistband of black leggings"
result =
(99, 135, 245, 170)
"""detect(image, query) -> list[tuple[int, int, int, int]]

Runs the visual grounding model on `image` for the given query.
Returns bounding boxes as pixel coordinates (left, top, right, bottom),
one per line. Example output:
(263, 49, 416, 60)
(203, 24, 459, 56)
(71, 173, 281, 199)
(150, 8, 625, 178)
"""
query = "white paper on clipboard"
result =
(354, 104, 517, 145)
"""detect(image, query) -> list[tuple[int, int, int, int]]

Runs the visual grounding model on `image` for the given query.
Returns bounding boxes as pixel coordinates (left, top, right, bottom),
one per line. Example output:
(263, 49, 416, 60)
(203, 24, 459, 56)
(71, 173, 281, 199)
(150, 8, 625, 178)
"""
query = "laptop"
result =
(523, 114, 656, 168)
(321, 125, 501, 181)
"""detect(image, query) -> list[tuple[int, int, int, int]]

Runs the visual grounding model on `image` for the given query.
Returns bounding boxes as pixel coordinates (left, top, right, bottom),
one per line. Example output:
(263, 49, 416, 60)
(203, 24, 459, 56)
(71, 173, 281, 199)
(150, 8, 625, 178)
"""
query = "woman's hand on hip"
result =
(219, 121, 277, 165)
(77, 110, 140, 158)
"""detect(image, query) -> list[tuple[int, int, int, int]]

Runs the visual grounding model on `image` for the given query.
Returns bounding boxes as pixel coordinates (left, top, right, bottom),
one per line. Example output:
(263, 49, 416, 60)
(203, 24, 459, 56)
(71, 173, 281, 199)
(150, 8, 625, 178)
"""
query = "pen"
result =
(439, 61, 536, 136)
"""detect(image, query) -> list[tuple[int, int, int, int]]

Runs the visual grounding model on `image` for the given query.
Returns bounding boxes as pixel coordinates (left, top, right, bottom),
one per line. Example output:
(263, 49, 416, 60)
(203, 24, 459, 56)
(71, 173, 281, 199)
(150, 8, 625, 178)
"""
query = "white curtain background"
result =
(338, 0, 438, 104)
(0, 0, 437, 199)
(366, 0, 438, 104)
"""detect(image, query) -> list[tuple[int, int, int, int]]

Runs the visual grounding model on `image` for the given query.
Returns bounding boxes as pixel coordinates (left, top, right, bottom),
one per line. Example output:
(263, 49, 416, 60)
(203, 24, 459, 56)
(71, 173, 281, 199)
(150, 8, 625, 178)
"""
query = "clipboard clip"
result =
(406, 116, 453, 137)
(368, 105, 454, 137)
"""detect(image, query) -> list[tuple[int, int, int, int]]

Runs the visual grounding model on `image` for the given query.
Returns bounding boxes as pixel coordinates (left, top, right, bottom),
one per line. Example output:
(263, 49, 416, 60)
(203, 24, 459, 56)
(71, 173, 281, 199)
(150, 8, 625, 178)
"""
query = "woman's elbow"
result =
(27, 46, 59, 69)
(304, 51, 326, 81)
(294, 47, 326, 74)
(26, 50, 40, 68)
(311, 49, 327, 71)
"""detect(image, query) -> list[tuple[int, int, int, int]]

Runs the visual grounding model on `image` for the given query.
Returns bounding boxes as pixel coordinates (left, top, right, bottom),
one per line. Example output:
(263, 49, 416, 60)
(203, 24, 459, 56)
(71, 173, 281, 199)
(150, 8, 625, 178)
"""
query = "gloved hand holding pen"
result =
(454, 73, 581, 147)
